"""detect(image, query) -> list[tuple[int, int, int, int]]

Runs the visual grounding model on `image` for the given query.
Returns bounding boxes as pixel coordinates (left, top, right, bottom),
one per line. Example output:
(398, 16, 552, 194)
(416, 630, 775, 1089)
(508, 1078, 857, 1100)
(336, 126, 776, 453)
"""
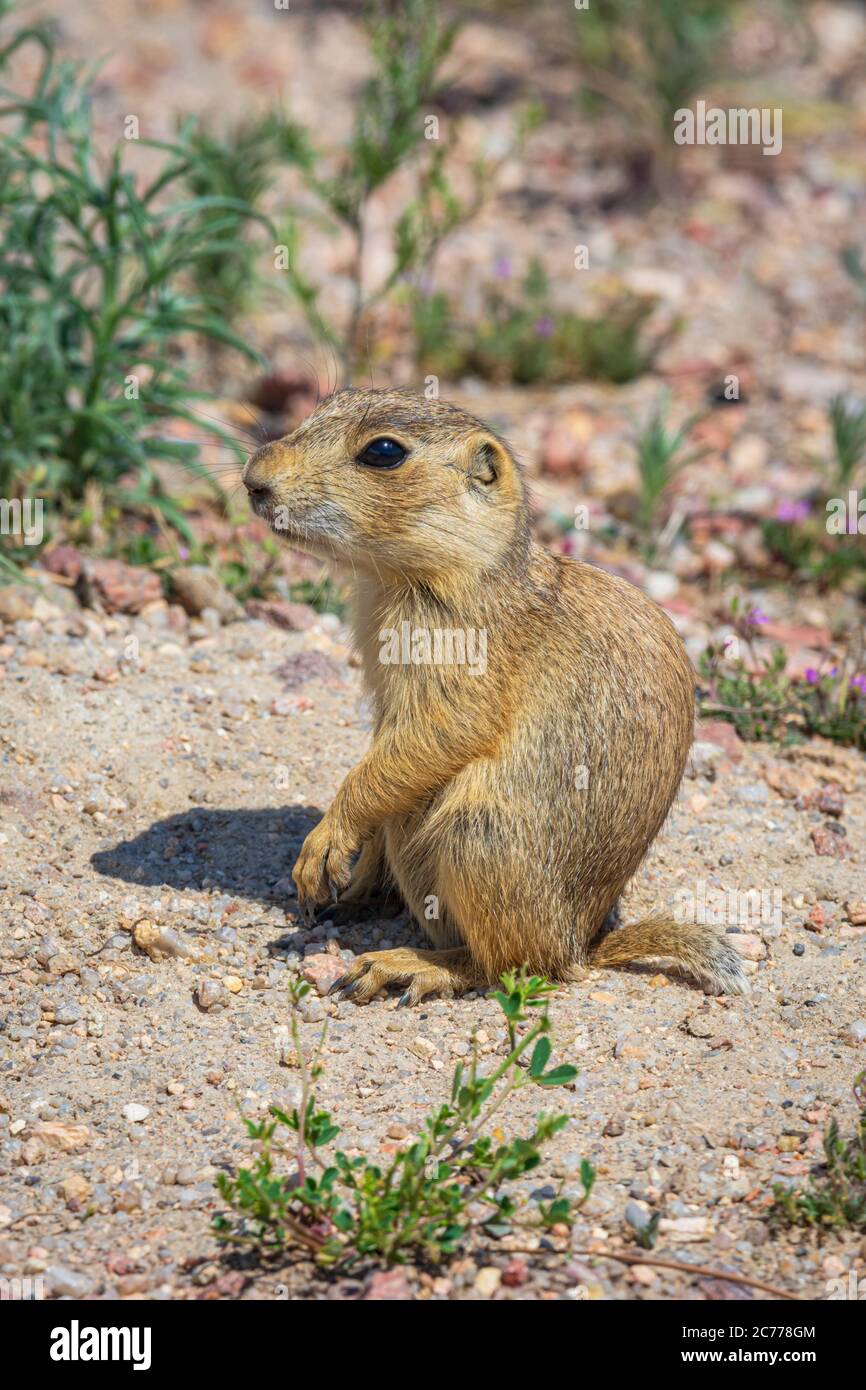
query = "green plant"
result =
(270, 0, 460, 378)
(773, 1073, 866, 1231)
(760, 513, 815, 576)
(633, 1212, 661, 1250)
(699, 642, 792, 743)
(180, 113, 290, 323)
(263, 0, 532, 381)
(213, 970, 592, 1267)
(841, 244, 866, 301)
(828, 395, 866, 489)
(412, 258, 658, 386)
(576, 0, 735, 134)
(286, 576, 347, 618)
(761, 516, 866, 591)
(0, 1, 263, 541)
(758, 398, 866, 591)
(698, 601, 866, 749)
(634, 393, 705, 534)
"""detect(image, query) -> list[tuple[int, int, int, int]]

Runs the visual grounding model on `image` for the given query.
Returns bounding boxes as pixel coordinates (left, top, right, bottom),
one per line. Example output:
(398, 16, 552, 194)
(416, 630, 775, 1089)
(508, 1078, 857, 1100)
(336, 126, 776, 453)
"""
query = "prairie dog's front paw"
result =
(292, 817, 355, 917)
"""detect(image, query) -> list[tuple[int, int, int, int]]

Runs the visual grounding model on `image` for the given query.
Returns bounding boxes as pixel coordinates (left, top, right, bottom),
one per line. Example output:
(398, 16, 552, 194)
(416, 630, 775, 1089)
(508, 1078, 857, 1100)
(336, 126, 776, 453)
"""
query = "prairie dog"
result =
(243, 388, 748, 1003)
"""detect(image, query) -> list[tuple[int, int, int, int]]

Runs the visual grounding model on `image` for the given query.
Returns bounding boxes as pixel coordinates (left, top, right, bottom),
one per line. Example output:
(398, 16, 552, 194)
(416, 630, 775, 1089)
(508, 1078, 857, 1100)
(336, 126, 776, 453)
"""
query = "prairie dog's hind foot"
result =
(330, 946, 478, 1005)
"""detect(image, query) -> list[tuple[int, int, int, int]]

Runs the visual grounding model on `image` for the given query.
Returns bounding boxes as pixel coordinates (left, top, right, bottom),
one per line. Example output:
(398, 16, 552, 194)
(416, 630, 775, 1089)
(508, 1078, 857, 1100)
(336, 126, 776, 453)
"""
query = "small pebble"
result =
(122, 1104, 150, 1124)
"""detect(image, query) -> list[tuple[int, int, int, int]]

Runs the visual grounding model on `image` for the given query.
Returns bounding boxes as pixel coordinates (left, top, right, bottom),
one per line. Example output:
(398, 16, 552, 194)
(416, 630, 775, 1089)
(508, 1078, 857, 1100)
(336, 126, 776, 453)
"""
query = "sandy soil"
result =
(1, 583, 864, 1301)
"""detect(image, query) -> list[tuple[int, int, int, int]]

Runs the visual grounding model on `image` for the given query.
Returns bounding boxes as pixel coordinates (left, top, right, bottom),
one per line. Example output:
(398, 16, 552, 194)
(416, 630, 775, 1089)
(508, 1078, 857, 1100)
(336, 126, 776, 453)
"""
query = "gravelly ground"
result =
(1, 581, 864, 1301)
(3, 0, 866, 1303)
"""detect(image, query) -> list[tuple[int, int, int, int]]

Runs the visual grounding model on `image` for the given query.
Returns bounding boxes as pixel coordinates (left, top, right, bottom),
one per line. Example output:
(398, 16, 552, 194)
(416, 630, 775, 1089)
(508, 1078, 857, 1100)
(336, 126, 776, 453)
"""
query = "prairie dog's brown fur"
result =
(243, 388, 748, 1003)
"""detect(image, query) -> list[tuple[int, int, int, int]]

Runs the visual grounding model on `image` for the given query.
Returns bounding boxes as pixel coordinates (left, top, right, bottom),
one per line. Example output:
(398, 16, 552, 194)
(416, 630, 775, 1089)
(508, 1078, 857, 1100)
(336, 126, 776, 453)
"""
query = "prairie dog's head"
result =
(242, 388, 529, 581)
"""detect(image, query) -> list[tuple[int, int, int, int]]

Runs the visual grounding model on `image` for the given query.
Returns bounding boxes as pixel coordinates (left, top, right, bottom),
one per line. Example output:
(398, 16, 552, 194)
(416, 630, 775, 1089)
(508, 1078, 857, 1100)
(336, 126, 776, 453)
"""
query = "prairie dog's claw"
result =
(331, 947, 474, 1006)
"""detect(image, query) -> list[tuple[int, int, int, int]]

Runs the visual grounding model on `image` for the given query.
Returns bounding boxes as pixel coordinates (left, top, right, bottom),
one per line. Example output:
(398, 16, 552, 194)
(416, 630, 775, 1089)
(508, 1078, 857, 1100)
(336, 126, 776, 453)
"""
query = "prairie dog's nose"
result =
(242, 452, 273, 498)
(243, 440, 293, 497)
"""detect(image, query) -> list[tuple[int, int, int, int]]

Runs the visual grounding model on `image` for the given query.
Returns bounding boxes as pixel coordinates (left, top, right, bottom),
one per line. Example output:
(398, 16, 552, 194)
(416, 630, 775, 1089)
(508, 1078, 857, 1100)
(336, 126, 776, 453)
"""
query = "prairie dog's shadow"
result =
(92, 810, 635, 969)
(91, 804, 324, 905)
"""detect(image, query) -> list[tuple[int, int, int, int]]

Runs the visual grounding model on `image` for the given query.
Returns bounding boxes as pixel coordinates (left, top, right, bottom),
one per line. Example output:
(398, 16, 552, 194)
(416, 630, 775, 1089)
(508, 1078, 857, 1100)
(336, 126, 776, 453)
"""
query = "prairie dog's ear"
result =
(463, 431, 510, 486)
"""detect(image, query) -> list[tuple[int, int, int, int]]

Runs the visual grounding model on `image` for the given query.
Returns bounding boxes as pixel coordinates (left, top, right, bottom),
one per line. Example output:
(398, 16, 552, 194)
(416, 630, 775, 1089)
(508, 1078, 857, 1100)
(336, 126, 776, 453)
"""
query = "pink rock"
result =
(276, 650, 344, 689)
(695, 719, 743, 760)
(541, 423, 586, 478)
(730, 934, 766, 961)
(501, 1258, 529, 1288)
(41, 545, 85, 581)
(166, 603, 189, 634)
(802, 785, 844, 818)
(270, 696, 314, 716)
(761, 622, 832, 649)
(811, 827, 849, 860)
(363, 1269, 412, 1300)
(90, 564, 158, 612)
(43, 547, 161, 614)
(301, 954, 347, 995)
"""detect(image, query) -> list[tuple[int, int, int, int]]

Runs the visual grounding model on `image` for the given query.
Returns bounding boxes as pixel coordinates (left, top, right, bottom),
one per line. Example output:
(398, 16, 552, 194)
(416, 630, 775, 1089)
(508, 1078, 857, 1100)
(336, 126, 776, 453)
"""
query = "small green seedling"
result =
(773, 1072, 866, 1231)
(634, 393, 706, 535)
(213, 969, 593, 1267)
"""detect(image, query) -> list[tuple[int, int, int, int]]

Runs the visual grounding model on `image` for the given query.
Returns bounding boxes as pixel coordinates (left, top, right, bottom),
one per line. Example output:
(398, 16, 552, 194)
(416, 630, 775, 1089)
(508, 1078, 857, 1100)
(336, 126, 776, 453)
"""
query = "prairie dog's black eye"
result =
(356, 437, 407, 469)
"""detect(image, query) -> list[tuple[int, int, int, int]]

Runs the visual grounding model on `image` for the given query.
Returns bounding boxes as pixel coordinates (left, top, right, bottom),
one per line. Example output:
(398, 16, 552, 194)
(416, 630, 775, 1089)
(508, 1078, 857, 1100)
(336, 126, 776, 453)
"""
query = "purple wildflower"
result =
(804, 667, 820, 684)
(493, 255, 512, 280)
(746, 607, 769, 626)
(850, 674, 866, 694)
(774, 499, 810, 523)
(534, 315, 554, 339)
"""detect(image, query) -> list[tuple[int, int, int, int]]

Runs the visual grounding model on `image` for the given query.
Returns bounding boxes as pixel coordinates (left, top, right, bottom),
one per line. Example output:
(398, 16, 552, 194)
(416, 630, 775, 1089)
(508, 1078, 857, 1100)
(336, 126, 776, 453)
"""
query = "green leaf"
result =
(450, 1062, 464, 1102)
(529, 1037, 552, 1078)
(537, 1065, 578, 1087)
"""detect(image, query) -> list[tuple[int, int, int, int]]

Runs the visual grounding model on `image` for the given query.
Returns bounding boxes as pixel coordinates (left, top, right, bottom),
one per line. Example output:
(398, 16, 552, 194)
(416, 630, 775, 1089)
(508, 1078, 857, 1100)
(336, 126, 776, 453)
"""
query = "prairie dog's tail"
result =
(588, 915, 750, 996)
